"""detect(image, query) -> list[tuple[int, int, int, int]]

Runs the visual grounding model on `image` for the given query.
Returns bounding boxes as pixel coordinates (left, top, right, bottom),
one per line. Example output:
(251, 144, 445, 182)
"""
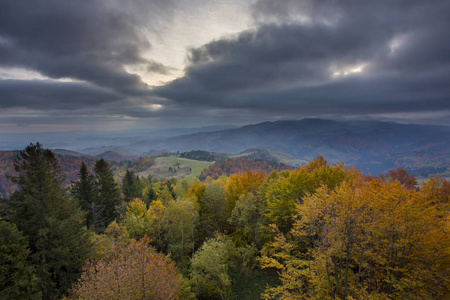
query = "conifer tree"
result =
(122, 170, 141, 202)
(145, 185, 157, 205)
(94, 158, 120, 230)
(0, 220, 40, 299)
(71, 162, 96, 228)
(7, 143, 92, 299)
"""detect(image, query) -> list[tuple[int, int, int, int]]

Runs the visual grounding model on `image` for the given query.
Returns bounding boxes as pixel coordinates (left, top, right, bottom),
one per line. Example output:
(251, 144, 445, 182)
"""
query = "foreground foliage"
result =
(0, 220, 40, 299)
(260, 177, 450, 299)
(2, 144, 449, 299)
(71, 236, 187, 300)
(5, 143, 92, 299)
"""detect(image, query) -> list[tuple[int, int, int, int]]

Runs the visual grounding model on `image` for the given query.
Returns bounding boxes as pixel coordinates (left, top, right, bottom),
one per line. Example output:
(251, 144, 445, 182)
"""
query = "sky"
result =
(0, 0, 450, 135)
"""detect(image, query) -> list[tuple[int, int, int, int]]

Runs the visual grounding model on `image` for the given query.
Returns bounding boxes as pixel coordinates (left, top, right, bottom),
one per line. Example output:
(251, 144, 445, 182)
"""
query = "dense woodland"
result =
(0, 143, 449, 299)
(198, 157, 294, 180)
(180, 150, 227, 162)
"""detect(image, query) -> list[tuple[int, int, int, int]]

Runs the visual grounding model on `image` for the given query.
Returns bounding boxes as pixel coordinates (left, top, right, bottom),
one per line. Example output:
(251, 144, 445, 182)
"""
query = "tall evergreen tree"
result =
(146, 185, 157, 206)
(94, 158, 120, 230)
(7, 143, 92, 299)
(122, 170, 142, 202)
(0, 220, 40, 300)
(71, 162, 97, 228)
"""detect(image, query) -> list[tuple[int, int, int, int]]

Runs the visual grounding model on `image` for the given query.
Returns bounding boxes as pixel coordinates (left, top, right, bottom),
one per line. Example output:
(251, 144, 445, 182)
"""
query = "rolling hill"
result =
(1, 119, 449, 198)
(130, 119, 450, 175)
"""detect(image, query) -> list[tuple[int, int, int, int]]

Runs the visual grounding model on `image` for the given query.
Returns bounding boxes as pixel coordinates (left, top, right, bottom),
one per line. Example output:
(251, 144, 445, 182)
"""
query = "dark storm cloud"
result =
(0, 80, 120, 110)
(154, 0, 450, 121)
(0, 0, 173, 95)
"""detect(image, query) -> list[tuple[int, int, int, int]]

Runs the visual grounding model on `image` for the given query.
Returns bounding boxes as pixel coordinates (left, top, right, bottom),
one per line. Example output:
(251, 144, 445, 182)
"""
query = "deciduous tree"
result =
(225, 170, 265, 214)
(190, 235, 233, 300)
(261, 177, 450, 299)
(381, 167, 417, 189)
(166, 198, 198, 268)
(72, 237, 186, 300)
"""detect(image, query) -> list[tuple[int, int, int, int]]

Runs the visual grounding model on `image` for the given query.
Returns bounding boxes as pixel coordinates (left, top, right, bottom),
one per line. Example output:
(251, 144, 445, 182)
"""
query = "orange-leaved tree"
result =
(71, 236, 186, 300)
(381, 167, 417, 189)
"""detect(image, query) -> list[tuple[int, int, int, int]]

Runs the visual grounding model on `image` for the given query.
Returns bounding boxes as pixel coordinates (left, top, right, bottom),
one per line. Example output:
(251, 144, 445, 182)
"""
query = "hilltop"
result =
(128, 119, 450, 175)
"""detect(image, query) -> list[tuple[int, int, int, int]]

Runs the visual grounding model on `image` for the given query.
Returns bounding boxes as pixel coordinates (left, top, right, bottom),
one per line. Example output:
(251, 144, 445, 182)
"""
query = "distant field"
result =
(136, 156, 213, 180)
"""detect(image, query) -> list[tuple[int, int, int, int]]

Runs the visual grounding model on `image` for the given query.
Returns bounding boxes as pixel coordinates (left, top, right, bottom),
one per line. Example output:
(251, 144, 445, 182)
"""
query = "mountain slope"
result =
(138, 119, 450, 174)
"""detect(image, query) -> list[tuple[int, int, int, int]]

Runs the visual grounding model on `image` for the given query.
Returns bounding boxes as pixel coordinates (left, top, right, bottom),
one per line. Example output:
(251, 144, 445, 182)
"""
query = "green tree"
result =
(145, 184, 157, 205)
(229, 192, 263, 247)
(260, 156, 354, 234)
(7, 143, 92, 299)
(190, 235, 233, 300)
(122, 198, 151, 240)
(199, 183, 228, 237)
(166, 178, 179, 199)
(122, 170, 142, 202)
(0, 220, 40, 300)
(158, 185, 175, 206)
(94, 158, 121, 230)
(166, 198, 198, 268)
(71, 162, 97, 228)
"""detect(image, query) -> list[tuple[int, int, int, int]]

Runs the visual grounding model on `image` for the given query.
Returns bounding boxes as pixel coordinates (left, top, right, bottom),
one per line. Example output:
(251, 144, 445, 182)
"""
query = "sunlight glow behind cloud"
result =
(332, 64, 367, 77)
(0, 0, 449, 134)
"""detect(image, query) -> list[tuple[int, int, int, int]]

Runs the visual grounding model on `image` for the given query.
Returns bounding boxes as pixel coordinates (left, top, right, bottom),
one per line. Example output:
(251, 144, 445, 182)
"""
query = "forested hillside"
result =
(0, 150, 155, 199)
(0, 149, 292, 199)
(199, 157, 294, 180)
(1, 143, 448, 299)
(130, 119, 450, 176)
(0, 150, 98, 199)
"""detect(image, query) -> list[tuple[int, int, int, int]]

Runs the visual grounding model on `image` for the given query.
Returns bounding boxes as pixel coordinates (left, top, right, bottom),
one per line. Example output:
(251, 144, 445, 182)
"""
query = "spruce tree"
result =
(122, 170, 142, 202)
(146, 185, 157, 206)
(7, 143, 92, 299)
(0, 220, 40, 299)
(94, 158, 120, 230)
(71, 162, 97, 228)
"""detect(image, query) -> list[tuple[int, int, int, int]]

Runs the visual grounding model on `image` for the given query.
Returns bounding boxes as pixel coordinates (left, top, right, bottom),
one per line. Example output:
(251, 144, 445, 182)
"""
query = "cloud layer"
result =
(155, 0, 450, 124)
(0, 0, 449, 133)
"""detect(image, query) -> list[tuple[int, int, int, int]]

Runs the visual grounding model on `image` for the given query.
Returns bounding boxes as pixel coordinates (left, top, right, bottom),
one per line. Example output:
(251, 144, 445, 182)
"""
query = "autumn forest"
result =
(0, 143, 449, 300)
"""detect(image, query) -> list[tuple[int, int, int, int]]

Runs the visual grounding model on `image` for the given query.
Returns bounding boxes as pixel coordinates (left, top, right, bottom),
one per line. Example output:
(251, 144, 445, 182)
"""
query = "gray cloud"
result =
(154, 0, 450, 123)
(0, 79, 120, 110)
(0, 0, 174, 95)
(1, 0, 450, 132)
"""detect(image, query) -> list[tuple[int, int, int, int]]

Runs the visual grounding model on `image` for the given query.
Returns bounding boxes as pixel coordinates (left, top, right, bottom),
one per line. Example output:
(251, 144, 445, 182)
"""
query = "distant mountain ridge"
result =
(1, 119, 449, 187)
(134, 119, 450, 174)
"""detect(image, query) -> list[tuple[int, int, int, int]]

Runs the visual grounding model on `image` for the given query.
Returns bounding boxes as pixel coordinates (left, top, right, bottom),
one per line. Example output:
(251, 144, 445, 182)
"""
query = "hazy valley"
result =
(1, 119, 449, 199)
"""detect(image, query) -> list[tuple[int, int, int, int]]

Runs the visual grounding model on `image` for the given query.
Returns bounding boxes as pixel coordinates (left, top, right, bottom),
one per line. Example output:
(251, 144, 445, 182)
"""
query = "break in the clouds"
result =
(156, 0, 450, 124)
(0, 0, 449, 133)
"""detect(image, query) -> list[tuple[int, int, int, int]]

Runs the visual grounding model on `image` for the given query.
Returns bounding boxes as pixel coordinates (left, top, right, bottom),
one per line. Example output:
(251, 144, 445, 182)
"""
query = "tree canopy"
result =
(6, 143, 92, 299)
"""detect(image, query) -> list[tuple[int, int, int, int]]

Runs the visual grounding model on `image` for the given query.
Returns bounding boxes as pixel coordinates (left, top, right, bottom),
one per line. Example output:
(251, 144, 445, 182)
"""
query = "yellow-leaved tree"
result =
(260, 177, 449, 299)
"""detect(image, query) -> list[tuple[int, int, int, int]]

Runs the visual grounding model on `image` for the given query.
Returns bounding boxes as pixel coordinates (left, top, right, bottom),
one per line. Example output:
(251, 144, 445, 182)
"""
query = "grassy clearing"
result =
(136, 156, 213, 181)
